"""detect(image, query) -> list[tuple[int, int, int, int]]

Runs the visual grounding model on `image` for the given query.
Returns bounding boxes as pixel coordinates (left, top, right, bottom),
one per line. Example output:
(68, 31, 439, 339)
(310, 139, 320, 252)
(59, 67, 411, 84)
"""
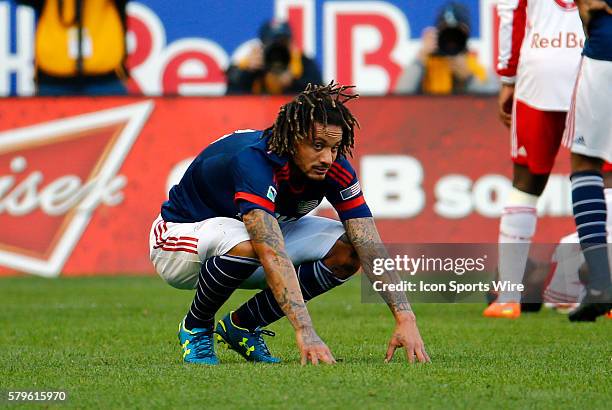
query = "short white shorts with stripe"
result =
(562, 56, 612, 162)
(149, 214, 345, 290)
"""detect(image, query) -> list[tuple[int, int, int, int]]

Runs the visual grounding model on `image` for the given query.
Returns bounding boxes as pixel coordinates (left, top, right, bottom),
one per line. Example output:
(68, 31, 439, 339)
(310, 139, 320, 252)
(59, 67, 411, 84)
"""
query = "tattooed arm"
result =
(344, 217, 430, 363)
(343, 217, 412, 316)
(242, 209, 336, 365)
(242, 209, 310, 328)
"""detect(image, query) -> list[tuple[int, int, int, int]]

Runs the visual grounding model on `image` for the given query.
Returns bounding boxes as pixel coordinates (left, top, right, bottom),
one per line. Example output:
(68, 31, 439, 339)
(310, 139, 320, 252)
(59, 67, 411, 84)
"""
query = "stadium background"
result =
(0, 0, 575, 278)
(2, 3, 610, 409)
(2, 0, 498, 96)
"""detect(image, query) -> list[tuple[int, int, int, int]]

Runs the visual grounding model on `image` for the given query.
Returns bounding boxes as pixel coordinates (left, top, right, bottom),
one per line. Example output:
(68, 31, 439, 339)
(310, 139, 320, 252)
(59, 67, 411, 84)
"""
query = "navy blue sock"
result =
(571, 171, 611, 290)
(233, 260, 349, 330)
(184, 255, 260, 330)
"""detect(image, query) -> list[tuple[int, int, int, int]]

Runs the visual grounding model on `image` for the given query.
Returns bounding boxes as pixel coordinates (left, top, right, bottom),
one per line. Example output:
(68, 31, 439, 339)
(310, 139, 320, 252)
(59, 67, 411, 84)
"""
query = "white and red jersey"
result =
(497, 0, 585, 111)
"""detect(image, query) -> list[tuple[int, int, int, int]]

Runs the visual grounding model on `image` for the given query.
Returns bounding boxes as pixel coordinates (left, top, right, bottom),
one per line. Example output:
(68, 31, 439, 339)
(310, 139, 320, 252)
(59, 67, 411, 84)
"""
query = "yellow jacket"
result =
(421, 52, 488, 94)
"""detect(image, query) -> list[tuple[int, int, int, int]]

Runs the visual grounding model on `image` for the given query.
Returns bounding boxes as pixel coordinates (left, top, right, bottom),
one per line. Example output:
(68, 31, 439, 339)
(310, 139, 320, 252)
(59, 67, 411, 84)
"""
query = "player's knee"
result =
(512, 164, 548, 196)
(571, 153, 604, 173)
(323, 235, 361, 280)
(227, 240, 258, 259)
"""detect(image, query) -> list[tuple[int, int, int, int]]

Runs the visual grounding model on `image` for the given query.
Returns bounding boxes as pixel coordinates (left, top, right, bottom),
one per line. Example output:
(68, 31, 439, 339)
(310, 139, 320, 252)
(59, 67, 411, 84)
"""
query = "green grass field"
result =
(1, 276, 610, 409)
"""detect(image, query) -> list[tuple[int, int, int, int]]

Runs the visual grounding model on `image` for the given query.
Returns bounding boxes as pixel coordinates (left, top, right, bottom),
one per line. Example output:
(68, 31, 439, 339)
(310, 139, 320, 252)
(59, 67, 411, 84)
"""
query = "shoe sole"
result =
(483, 311, 520, 319)
(483, 312, 520, 319)
(569, 303, 612, 322)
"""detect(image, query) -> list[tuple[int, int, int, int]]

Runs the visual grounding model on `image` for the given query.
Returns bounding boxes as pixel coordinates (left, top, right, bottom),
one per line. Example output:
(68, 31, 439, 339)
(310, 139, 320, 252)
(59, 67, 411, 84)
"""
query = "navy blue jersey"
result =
(161, 130, 372, 223)
(583, 0, 612, 61)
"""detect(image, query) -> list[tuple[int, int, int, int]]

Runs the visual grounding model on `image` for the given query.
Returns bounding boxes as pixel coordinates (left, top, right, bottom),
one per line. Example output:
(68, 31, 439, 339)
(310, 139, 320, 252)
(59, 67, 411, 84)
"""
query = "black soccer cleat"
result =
(568, 286, 612, 322)
(521, 302, 543, 313)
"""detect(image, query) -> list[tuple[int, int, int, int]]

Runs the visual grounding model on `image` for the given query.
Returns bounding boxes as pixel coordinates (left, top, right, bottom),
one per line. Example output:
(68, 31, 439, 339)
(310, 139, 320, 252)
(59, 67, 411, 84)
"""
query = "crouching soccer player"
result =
(148, 83, 429, 365)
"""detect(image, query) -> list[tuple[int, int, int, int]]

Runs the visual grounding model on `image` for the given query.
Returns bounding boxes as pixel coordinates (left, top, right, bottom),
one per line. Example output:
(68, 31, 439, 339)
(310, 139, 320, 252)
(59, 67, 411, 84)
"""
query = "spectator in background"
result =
(226, 20, 322, 95)
(395, 2, 496, 95)
(17, 0, 129, 96)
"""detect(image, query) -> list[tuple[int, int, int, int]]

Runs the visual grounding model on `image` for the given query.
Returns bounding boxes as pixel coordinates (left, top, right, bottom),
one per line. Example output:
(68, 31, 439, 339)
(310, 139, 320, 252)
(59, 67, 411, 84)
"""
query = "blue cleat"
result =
(215, 312, 281, 363)
(177, 319, 219, 365)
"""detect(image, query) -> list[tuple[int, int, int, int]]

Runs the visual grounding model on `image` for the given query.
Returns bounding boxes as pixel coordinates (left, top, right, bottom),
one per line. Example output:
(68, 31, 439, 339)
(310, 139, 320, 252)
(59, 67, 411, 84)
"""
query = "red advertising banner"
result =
(0, 97, 574, 277)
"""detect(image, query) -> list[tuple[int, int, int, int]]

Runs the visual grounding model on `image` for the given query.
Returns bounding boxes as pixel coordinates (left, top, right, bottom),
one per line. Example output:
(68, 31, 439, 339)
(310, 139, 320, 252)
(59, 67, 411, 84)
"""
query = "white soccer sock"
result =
(497, 187, 539, 303)
(605, 188, 612, 229)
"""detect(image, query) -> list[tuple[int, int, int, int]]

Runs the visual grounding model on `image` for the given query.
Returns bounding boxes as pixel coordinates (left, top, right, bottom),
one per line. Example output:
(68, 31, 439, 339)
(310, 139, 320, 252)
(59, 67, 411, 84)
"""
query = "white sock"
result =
(497, 188, 539, 303)
(605, 188, 612, 229)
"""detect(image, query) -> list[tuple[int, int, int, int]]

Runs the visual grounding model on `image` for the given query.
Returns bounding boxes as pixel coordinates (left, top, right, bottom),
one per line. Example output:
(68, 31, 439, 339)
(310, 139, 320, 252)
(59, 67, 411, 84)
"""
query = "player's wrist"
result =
(294, 321, 315, 332)
(395, 310, 416, 324)
(295, 324, 321, 343)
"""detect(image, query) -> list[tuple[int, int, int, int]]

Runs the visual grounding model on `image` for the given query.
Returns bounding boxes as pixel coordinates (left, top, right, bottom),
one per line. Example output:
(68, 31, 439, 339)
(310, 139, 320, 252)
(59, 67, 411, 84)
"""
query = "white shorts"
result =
(563, 56, 612, 162)
(149, 215, 345, 290)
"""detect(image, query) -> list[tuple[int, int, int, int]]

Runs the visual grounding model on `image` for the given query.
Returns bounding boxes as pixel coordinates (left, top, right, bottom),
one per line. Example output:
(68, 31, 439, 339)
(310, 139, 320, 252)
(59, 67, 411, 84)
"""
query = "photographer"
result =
(226, 20, 322, 95)
(395, 2, 496, 95)
(16, 0, 129, 96)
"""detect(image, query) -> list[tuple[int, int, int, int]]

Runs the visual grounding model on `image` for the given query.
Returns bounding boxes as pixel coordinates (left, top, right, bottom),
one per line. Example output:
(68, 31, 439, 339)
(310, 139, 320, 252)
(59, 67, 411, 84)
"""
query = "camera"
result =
(259, 21, 292, 73)
(435, 2, 470, 56)
(264, 41, 290, 74)
(437, 26, 468, 56)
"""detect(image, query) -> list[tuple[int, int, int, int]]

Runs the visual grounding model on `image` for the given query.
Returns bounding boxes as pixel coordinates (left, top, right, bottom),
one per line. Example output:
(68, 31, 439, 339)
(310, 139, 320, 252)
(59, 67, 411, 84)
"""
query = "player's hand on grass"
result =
(384, 312, 430, 364)
(296, 326, 336, 365)
(498, 84, 514, 128)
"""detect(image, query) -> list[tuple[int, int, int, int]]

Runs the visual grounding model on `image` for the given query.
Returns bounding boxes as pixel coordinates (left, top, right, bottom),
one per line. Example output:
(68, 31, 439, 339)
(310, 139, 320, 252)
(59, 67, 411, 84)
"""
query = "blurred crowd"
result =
(16, 0, 496, 97)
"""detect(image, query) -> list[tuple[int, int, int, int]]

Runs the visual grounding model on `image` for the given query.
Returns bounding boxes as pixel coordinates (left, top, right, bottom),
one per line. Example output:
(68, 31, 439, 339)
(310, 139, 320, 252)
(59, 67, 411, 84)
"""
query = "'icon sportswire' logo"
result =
(0, 101, 153, 277)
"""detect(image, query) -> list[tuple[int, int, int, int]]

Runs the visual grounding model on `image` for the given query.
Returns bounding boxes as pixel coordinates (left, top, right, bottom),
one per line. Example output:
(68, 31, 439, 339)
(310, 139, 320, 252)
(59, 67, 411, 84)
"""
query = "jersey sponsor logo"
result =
(296, 199, 319, 215)
(267, 186, 277, 202)
(0, 101, 153, 277)
(340, 181, 361, 200)
(530, 32, 584, 49)
(553, 0, 577, 11)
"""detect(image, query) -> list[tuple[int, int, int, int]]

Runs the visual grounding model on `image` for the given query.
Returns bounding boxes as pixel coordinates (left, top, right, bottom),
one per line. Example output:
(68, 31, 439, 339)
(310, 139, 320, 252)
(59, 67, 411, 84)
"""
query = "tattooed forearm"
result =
(243, 209, 285, 248)
(343, 217, 413, 316)
(243, 210, 314, 330)
(299, 326, 325, 346)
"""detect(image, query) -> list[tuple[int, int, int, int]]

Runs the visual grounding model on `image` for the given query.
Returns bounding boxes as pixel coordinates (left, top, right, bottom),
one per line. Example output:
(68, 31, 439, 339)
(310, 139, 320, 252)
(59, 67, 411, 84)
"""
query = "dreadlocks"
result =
(267, 81, 360, 158)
